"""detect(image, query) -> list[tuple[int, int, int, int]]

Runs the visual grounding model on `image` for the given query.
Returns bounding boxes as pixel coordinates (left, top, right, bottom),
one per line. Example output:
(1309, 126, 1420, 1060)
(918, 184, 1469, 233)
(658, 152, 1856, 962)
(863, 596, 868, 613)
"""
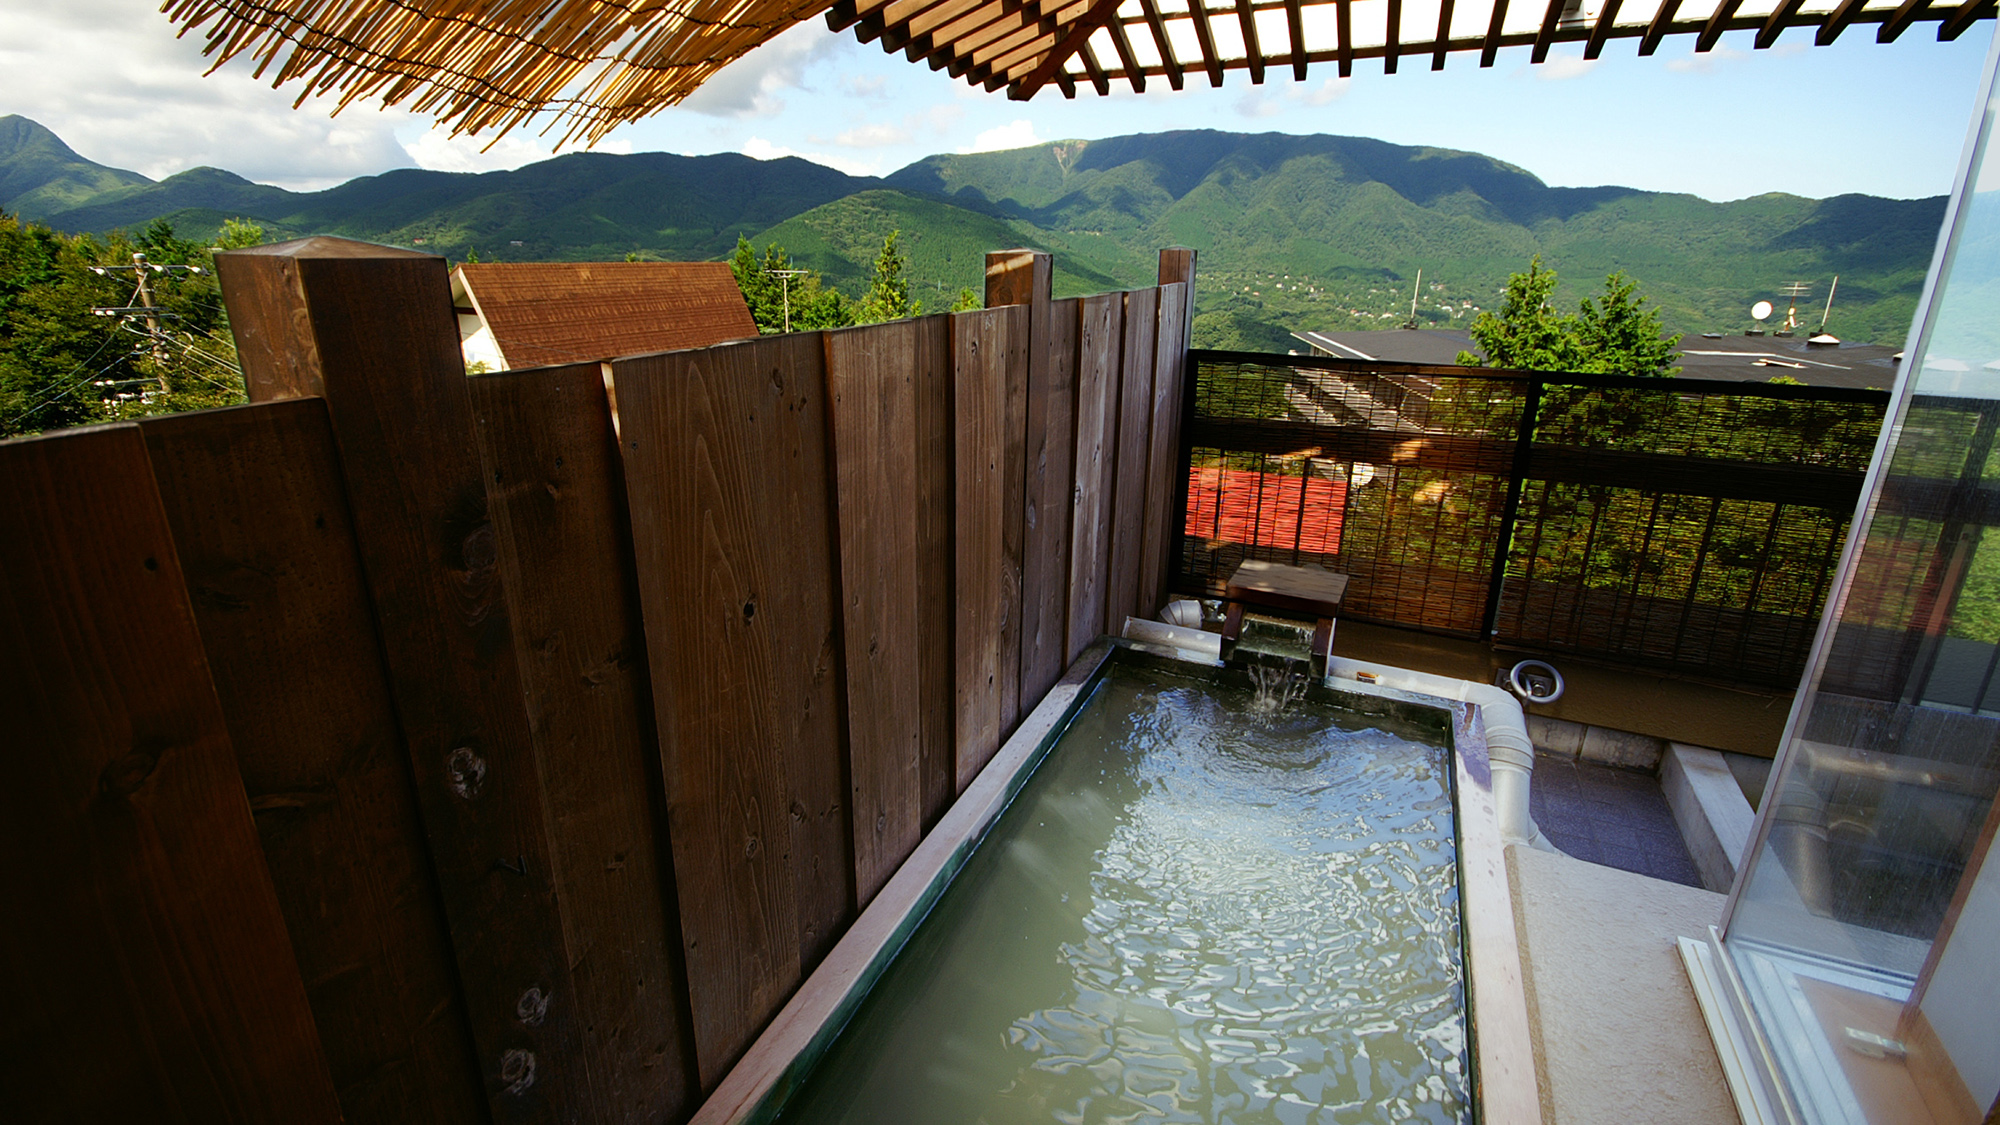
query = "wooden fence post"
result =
(216, 237, 586, 1123)
(1143, 249, 1198, 613)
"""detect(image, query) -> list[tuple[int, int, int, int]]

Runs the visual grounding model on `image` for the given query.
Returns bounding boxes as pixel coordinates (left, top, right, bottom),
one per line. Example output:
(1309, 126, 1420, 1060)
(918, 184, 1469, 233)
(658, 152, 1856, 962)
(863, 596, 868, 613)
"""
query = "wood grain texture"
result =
(217, 237, 585, 1123)
(1021, 297, 1082, 705)
(610, 334, 852, 1089)
(909, 316, 957, 832)
(470, 363, 700, 1122)
(0, 423, 340, 1123)
(1140, 279, 1190, 615)
(951, 304, 1029, 791)
(140, 401, 484, 1125)
(825, 321, 926, 908)
(1067, 291, 1123, 662)
(1106, 287, 1159, 633)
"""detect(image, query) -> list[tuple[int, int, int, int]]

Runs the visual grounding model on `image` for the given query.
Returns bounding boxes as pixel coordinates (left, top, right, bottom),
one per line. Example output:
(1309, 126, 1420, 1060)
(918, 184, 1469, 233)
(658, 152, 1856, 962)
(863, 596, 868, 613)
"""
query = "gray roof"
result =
(1290, 328, 1899, 391)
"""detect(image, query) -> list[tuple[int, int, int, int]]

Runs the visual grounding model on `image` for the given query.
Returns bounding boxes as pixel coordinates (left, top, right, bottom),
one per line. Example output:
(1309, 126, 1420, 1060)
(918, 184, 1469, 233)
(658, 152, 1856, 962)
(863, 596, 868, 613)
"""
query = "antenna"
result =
(1402, 268, 1422, 330)
(1749, 300, 1772, 336)
(1777, 281, 1811, 336)
(765, 267, 808, 333)
(1820, 276, 1839, 331)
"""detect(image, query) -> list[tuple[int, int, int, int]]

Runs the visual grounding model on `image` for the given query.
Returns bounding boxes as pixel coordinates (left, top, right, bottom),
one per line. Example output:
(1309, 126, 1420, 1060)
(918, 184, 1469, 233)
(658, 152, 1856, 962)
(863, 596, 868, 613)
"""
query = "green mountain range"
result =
(1, 114, 1942, 348)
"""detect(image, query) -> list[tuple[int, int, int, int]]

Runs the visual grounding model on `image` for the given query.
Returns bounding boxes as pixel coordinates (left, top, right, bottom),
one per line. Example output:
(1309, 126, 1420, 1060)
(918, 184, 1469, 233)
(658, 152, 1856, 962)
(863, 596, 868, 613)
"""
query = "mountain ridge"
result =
(0, 118, 1942, 346)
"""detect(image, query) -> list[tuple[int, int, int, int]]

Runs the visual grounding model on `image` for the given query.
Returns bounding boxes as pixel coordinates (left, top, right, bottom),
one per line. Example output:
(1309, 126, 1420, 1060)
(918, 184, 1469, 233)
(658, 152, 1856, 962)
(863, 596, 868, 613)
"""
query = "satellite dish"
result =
(1751, 300, 1774, 321)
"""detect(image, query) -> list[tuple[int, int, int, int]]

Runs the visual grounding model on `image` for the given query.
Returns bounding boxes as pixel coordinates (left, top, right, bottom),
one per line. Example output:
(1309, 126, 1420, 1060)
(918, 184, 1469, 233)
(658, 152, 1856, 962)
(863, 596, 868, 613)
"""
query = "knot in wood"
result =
(446, 747, 488, 799)
(460, 524, 497, 574)
(500, 1048, 536, 1096)
(516, 986, 550, 1027)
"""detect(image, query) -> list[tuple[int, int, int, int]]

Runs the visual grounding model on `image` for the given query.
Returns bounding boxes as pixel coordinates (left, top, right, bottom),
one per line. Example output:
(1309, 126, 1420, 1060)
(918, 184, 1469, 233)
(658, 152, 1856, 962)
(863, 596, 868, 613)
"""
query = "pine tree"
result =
(1457, 256, 1678, 377)
(856, 230, 921, 325)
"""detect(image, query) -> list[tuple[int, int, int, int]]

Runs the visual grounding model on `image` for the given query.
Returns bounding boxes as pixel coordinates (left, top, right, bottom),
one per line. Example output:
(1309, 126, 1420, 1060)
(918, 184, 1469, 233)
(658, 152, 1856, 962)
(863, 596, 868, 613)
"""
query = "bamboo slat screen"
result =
(1176, 350, 1890, 686)
(3, 237, 1194, 1123)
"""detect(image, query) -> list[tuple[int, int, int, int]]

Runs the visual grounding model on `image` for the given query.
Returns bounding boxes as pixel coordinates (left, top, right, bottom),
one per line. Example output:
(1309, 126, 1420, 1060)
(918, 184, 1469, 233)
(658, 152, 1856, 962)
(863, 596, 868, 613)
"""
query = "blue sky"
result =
(0, 0, 1991, 203)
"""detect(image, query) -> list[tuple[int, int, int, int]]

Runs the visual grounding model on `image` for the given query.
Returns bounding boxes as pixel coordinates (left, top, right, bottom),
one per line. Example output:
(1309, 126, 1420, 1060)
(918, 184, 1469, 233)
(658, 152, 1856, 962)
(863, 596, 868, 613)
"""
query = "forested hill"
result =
(2, 116, 1943, 348)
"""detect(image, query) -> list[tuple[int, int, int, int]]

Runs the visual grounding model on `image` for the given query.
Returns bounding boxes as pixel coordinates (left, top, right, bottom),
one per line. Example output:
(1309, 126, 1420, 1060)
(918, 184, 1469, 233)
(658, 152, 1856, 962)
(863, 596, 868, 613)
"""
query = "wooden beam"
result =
(1139, 0, 1185, 88)
(1106, 14, 1148, 90)
(1696, 0, 1743, 51)
(1330, 0, 1353, 75)
(1284, 0, 1307, 79)
(1531, 0, 1566, 61)
(1584, 0, 1622, 57)
(937, 0, 1070, 76)
(1639, 0, 1682, 55)
(1815, 0, 1871, 43)
(1480, 0, 1510, 66)
(1432, 0, 1455, 69)
(218, 236, 587, 1122)
(1878, 0, 1931, 41)
(1056, 64, 1079, 95)
(1938, 0, 1992, 41)
(1385, 0, 1402, 72)
(1237, 0, 1267, 83)
(825, 0, 862, 31)
(1079, 38, 1114, 93)
(1010, 0, 1122, 95)
(1756, 0, 1804, 47)
(1191, 0, 1226, 85)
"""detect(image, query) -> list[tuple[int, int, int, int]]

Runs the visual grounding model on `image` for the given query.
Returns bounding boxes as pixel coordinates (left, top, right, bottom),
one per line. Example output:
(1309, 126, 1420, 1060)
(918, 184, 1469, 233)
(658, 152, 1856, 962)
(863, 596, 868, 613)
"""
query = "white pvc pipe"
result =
(1325, 656, 1556, 852)
(1121, 616, 1224, 656)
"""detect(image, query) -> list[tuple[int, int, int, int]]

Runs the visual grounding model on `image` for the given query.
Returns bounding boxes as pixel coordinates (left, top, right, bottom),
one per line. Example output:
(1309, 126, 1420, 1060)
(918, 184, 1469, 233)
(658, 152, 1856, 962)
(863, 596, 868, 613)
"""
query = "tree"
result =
(728, 235, 853, 334)
(1457, 256, 1679, 377)
(0, 212, 245, 436)
(949, 287, 981, 313)
(856, 230, 921, 325)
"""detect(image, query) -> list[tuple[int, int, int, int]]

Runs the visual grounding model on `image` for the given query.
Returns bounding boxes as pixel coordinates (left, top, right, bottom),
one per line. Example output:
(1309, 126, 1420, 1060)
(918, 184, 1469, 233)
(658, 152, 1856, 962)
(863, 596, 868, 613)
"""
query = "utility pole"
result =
(91, 252, 205, 394)
(766, 268, 807, 333)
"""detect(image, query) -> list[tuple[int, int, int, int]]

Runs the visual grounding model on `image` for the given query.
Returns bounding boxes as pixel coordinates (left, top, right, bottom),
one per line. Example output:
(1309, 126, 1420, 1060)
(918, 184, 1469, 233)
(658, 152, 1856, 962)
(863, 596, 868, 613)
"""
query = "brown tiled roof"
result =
(456, 262, 758, 369)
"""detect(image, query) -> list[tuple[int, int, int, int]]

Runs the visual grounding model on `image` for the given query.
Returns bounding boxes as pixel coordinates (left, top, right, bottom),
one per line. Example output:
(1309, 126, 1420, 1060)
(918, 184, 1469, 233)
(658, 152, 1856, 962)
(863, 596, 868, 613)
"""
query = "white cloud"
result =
(740, 136, 882, 177)
(1535, 51, 1598, 81)
(403, 129, 557, 174)
(678, 21, 846, 119)
(1291, 78, 1349, 106)
(844, 74, 889, 98)
(1666, 45, 1748, 74)
(0, 0, 414, 189)
(961, 119, 1042, 153)
(1235, 91, 1284, 118)
(831, 123, 913, 148)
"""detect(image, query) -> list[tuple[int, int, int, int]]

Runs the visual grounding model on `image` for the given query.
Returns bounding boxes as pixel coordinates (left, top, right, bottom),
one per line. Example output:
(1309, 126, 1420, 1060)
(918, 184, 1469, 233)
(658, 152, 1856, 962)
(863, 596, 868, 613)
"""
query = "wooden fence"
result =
(0, 238, 1193, 1123)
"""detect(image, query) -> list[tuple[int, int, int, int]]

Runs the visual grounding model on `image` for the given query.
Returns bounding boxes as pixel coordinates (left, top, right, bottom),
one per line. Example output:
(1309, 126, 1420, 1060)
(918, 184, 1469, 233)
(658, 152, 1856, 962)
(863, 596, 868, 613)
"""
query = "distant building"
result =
(1291, 328, 1899, 391)
(452, 261, 758, 371)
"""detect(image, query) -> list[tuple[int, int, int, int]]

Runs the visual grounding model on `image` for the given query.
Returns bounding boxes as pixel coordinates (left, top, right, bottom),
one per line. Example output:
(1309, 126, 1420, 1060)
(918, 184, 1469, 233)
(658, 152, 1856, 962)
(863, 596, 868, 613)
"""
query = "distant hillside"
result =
(3, 118, 1942, 348)
(0, 116, 150, 219)
(886, 131, 1943, 347)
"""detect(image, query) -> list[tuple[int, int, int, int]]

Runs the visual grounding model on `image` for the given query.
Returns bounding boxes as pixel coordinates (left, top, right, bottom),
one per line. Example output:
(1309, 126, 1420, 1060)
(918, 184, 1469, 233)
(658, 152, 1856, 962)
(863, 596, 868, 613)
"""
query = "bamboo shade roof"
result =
(164, 0, 1992, 142)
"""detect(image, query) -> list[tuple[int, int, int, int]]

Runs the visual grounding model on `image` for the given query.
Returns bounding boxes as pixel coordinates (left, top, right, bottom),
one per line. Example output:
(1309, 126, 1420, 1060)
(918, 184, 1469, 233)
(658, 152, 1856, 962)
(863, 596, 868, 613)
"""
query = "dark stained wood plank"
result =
(1107, 287, 1160, 633)
(140, 401, 484, 1125)
(985, 251, 1060, 708)
(1024, 298, 1082, 704)
(1141, 278, 1192, 614)
(1068, 291, 1124, 662)
(0, 423, 341, 1123)
(910, 316, 958, 830)
(216, 236, 585, 1123)
(824, 319, 927, 907)
(1137, 0, 1186, 88)
(609, 334, 853, 1089)
(952, 304, 1031, 792)
(469, 363, 700, 1121)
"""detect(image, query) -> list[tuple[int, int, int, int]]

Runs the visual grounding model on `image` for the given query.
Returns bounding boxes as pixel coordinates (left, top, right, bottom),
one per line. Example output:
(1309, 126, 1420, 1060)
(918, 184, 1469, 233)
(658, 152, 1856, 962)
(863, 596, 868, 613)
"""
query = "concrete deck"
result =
(1508, 844, 1739, 1125)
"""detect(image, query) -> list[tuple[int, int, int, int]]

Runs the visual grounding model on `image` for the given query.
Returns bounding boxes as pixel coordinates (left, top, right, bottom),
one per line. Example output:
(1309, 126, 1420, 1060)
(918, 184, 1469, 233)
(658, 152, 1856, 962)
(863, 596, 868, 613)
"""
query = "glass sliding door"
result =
(1719, 26, 2000, 1125)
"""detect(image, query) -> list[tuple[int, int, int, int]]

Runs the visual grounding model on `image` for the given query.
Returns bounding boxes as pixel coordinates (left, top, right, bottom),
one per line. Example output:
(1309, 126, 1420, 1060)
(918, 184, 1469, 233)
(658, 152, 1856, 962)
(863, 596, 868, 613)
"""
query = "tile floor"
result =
(1528, 752, 1704, 887)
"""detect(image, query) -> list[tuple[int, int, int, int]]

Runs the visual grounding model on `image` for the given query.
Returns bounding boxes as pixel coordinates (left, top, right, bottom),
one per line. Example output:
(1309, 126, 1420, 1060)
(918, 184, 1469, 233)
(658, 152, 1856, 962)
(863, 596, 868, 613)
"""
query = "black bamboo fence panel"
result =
(1174, 350, 1891, 687)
